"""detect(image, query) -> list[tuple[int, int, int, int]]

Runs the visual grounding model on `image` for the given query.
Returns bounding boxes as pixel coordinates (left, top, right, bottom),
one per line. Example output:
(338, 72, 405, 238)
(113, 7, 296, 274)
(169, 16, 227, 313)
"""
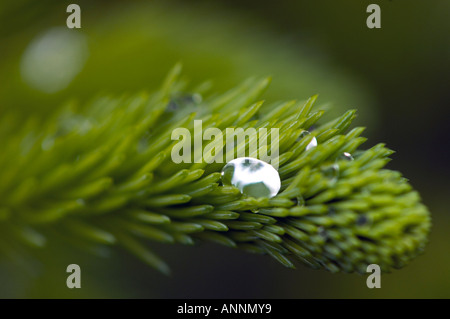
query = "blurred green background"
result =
(0, 0, 449, 298)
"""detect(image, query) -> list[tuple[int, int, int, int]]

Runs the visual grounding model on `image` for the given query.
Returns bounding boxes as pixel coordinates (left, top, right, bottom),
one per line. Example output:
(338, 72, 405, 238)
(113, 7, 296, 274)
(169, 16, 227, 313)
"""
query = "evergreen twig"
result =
(0, 65, 431, 274)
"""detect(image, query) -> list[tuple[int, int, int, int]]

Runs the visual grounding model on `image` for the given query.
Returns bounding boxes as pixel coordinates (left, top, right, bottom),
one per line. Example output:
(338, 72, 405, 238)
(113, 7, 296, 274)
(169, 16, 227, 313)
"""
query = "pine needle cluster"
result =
(0, 65, 431, 274)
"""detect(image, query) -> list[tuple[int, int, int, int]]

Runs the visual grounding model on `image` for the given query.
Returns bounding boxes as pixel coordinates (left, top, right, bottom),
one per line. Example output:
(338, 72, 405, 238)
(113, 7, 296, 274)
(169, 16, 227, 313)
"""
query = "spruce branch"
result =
(0, 65, 431, 274)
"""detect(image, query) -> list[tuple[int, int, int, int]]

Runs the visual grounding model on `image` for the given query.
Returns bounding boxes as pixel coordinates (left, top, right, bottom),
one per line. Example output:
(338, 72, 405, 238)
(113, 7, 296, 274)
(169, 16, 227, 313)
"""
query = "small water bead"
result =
(292, 195, 305, 206)
(321, 163, 339, 183)
(339, 152, 354, 161)
(298, 130, 318, 151)
(166, 100, 179, 112)
(322, 152, 354, 183)
(306, 136, 318, 151)
(191, 93, 203, 104)
(327, 206, 337, 216)
(221, 157, 281, 198)
(166, 93, 203, 112)
(356, 215, 370, 226)
(318, 226, 329, 239)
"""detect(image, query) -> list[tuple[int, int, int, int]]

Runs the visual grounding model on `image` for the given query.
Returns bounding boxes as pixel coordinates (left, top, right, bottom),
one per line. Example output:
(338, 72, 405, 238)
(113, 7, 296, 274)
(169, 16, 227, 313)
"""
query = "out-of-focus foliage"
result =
(0, 0, 375, 125)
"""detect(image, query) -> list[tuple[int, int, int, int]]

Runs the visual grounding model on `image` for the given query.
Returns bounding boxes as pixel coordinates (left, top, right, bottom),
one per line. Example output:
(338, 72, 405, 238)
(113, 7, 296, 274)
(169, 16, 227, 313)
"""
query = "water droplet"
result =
(166, 100, 179, 112)
(191, 93, 203, 104)
(306, 137, 318, 151)
(221, 157, 281, 198)
(166, 93, 202, 112)
(327, 206, 337, 216)
(356, 215, 369, 226)
(292, 195, 305, 206)
(318, 226, 328, 239)
(321, 163, 339, 183)
(339, 152, 354, 161)
(298, 130, 317, 151)
(298, 130, 309, 140)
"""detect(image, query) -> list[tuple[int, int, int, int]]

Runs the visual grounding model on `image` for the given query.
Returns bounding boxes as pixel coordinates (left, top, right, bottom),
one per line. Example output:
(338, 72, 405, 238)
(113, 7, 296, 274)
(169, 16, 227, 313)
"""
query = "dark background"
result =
(0, 0, 448, 298)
